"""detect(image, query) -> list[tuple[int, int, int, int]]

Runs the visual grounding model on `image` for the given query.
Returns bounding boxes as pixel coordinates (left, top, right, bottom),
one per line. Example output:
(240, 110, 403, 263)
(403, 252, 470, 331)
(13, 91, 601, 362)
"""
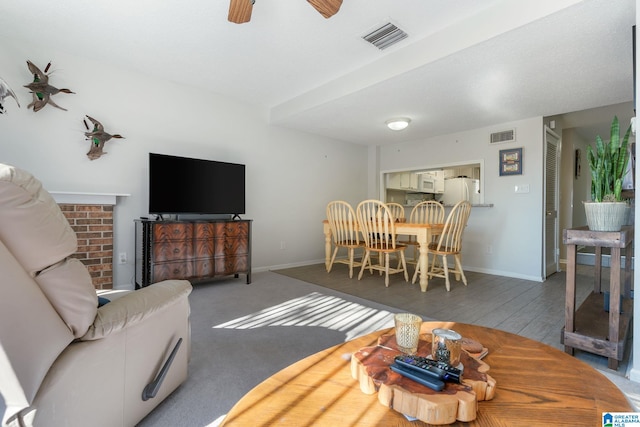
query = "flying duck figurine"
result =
(24, 60, 74, 112)
(0, 77, 20, 114)
(83, 115, 124, 160)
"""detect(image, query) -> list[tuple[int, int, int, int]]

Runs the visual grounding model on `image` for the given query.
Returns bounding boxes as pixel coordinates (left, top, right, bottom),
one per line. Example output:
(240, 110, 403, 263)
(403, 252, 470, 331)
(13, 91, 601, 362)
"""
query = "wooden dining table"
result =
(220, 321, 633, 426)
(322, 219, 443, 292)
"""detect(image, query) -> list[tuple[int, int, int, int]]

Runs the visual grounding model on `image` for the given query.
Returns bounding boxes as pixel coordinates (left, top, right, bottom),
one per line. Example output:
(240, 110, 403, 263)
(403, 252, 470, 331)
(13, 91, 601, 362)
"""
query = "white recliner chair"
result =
(0, 163, 193, 427)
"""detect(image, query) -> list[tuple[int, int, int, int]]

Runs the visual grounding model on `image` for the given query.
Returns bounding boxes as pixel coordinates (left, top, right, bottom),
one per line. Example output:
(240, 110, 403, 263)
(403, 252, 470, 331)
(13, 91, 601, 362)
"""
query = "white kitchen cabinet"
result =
(387, 172, 419, 191)
(387, 173, 402, 189)
(445, 166, 479, 179)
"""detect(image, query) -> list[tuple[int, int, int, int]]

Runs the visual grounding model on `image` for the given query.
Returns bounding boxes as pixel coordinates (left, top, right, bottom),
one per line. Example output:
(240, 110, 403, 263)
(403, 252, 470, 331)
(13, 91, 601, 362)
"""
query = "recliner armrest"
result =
(80, 280, 192, 341)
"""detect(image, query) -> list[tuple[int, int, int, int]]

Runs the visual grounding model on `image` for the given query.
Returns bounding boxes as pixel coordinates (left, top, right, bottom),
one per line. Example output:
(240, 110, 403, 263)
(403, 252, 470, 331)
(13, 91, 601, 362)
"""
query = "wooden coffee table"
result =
(220, 321, 633, 426)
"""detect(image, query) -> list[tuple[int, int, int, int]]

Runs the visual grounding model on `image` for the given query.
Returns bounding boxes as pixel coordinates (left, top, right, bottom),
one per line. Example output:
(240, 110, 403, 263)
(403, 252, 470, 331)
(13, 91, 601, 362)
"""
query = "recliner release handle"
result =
(142, 337, 183, 401)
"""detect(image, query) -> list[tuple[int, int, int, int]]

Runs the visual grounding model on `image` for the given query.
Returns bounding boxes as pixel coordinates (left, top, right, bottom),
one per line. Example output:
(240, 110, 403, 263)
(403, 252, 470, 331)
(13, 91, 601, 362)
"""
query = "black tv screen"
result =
(149, 153, 245, 216)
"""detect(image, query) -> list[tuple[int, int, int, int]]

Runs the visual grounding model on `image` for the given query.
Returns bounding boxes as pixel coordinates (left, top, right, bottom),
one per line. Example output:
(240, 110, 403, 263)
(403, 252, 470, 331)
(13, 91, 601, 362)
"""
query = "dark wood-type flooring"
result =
(274, 261, 633, 376)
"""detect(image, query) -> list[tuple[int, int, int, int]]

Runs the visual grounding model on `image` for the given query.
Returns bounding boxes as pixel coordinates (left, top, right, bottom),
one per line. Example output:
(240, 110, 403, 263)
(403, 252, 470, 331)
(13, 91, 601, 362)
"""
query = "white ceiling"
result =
(1, 0, 636, 145)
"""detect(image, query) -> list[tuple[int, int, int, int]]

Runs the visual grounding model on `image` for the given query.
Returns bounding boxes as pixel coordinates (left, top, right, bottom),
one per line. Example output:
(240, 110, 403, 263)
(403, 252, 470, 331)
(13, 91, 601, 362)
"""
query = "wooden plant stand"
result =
(563, 226, 634, 370)
(351, 332, 496, 425)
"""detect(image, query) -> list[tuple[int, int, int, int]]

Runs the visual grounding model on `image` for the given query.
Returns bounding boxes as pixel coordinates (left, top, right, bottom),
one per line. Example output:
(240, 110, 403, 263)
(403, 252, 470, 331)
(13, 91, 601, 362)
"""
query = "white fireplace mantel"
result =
(50, 191, 130, 206)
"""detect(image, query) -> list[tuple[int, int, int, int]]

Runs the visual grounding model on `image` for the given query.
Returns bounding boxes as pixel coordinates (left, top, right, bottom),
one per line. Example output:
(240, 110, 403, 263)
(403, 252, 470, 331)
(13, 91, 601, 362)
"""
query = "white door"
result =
(544, 127, 560, 277)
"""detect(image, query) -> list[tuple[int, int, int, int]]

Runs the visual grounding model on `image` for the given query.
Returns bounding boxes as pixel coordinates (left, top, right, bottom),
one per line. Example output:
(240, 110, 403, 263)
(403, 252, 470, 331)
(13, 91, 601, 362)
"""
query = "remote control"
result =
(394, 355, 462, 383)
(418, 357, 463, 383)
(390, 363, 445, 391)
(394, 356, 448, 380)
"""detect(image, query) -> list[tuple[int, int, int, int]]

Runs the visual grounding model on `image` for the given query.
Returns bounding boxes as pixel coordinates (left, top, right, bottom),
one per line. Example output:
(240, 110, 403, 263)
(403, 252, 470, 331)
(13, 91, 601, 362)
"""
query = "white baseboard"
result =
(257, 260, 544, 283)
(257, 258, 327, 273)
(462, 266, 544, 282)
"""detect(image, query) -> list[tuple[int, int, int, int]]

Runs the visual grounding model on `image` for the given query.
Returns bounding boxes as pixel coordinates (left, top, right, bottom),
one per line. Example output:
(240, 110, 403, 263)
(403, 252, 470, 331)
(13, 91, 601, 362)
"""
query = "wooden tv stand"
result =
(135, 218, 252, 288)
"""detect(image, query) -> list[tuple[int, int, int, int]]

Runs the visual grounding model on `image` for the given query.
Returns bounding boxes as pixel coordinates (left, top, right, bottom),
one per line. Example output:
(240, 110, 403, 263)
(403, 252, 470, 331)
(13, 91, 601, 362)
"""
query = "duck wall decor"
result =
(83, 115, 124, 160)
(0, 77, 20, 114)
(24, 60, 74, 112)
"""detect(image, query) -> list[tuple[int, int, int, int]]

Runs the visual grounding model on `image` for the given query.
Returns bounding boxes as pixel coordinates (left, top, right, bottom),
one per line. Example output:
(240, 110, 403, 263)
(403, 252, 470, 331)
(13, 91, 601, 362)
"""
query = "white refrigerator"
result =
(441, 178, 480, 205)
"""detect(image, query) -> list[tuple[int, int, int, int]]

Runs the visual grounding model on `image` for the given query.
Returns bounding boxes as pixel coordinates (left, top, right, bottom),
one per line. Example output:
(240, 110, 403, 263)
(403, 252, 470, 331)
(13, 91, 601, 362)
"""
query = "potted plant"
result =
(584, 116, 632, 231)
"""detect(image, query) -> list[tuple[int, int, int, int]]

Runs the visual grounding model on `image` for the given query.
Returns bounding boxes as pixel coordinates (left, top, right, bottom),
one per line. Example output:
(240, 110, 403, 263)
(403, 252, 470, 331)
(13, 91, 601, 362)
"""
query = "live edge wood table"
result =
(220, 321, 632, 427)
(563, 226, 634, 370)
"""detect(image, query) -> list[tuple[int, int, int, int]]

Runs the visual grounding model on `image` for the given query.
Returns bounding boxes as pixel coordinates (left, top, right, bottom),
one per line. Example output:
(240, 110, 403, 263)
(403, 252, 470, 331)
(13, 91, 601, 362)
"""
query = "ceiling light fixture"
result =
(386, 117, 411, 131)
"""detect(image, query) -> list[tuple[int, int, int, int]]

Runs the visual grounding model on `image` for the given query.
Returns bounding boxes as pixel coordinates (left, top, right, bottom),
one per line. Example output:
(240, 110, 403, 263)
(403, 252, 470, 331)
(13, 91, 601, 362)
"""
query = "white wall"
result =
(1, 40, 368, 288)
(379, 118, 545, 281)
(569, 131, 591, 228)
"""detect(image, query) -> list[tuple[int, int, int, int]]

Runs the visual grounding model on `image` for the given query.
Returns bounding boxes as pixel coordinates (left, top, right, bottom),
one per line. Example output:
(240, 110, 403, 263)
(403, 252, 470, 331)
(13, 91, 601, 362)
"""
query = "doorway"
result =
(544, 126, 561, 277)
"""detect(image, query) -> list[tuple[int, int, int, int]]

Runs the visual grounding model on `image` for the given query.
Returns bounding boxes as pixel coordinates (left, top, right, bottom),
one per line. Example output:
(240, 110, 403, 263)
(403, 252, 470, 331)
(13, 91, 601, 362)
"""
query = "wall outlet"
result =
(118, 252, 127, 264)
(487, 245, 493, 254)
(280, 241, 286, 250)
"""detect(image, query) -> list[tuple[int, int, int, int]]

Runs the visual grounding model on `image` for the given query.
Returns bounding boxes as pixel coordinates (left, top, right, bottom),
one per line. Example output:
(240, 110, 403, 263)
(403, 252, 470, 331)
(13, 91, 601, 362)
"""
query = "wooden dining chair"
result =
(386, 202, 406, 222)
(326, 201, 364, 278)
(386, 202, 408, 266)
(400, 200, 445, 264)
(356, 199, 408, 287)
(413, 200, 471, 291)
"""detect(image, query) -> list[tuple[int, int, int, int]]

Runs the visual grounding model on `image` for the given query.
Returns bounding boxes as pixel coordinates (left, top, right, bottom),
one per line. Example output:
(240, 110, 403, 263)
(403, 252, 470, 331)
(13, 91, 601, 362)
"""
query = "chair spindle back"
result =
(357, 200, 398, 250)
(326, 201, 359, 246)
(434, 200, 471, 252)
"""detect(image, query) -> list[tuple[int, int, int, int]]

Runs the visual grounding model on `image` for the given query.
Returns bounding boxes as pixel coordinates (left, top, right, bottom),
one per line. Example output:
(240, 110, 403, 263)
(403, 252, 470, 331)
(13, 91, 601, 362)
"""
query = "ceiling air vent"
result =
(362, 22, 408, 50)
(489, 129, 516, 144)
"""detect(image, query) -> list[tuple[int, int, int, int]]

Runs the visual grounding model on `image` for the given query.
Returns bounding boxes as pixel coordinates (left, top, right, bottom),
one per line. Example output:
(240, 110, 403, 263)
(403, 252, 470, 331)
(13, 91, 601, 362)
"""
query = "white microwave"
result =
(420, 176, 436, 193)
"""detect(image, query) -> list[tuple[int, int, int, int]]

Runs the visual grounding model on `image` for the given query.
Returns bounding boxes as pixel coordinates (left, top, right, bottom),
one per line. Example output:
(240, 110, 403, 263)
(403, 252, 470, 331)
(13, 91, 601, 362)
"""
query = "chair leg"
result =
(431, 253, 440, 271)
(358, 250, 371, 280)
(328, 246, 339, 272)
(348, 248, 354, 278)
(429, 253, 438, 277)
(454, 254, 467, 286)
(412, 252, 436, 285)
(442, 256, 451, 291)
(400, 251, 408, 282)
(384, 253, 390, 287)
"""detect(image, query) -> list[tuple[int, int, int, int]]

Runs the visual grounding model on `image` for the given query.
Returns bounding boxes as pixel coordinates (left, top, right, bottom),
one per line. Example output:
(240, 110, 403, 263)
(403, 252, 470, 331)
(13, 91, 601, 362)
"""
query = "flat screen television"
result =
(148, 153, 245, 217)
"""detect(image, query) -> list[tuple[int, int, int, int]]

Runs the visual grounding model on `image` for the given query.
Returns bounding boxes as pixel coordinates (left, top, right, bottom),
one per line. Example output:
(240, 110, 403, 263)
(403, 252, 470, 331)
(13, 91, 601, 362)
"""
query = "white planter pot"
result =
(583, 201, 628, 232)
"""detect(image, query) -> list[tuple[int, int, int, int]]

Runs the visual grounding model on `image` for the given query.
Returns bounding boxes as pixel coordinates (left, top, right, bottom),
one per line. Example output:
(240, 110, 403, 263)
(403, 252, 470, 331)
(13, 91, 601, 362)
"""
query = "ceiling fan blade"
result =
(307, 0, 342, 19)
(228, 0, 254, 24)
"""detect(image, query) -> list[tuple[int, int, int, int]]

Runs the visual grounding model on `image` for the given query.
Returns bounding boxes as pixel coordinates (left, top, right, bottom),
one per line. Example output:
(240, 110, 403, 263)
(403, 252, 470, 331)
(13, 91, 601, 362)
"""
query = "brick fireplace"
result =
(59, 204, 113, 289)
(51, 192, 128, 290)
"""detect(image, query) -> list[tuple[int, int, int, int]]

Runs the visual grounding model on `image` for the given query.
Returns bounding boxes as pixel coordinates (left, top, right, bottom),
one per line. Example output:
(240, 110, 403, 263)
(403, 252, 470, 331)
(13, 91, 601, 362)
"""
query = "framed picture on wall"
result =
(499, 147, 523, 176)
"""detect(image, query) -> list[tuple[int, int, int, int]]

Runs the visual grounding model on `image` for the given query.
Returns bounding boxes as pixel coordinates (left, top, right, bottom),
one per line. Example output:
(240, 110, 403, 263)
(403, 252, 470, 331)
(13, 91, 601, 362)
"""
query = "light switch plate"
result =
(515, 184, 530, 193)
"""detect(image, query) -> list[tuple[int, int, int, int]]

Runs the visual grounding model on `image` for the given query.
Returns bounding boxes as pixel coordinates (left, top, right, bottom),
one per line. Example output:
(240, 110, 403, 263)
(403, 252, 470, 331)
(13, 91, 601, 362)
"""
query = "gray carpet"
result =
(136, 271, 404, 426)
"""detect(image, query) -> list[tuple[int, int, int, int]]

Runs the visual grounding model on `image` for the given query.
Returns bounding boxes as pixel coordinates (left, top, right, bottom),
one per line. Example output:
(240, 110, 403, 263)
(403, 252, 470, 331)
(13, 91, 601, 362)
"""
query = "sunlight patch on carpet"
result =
(212, 292, 395, 341)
